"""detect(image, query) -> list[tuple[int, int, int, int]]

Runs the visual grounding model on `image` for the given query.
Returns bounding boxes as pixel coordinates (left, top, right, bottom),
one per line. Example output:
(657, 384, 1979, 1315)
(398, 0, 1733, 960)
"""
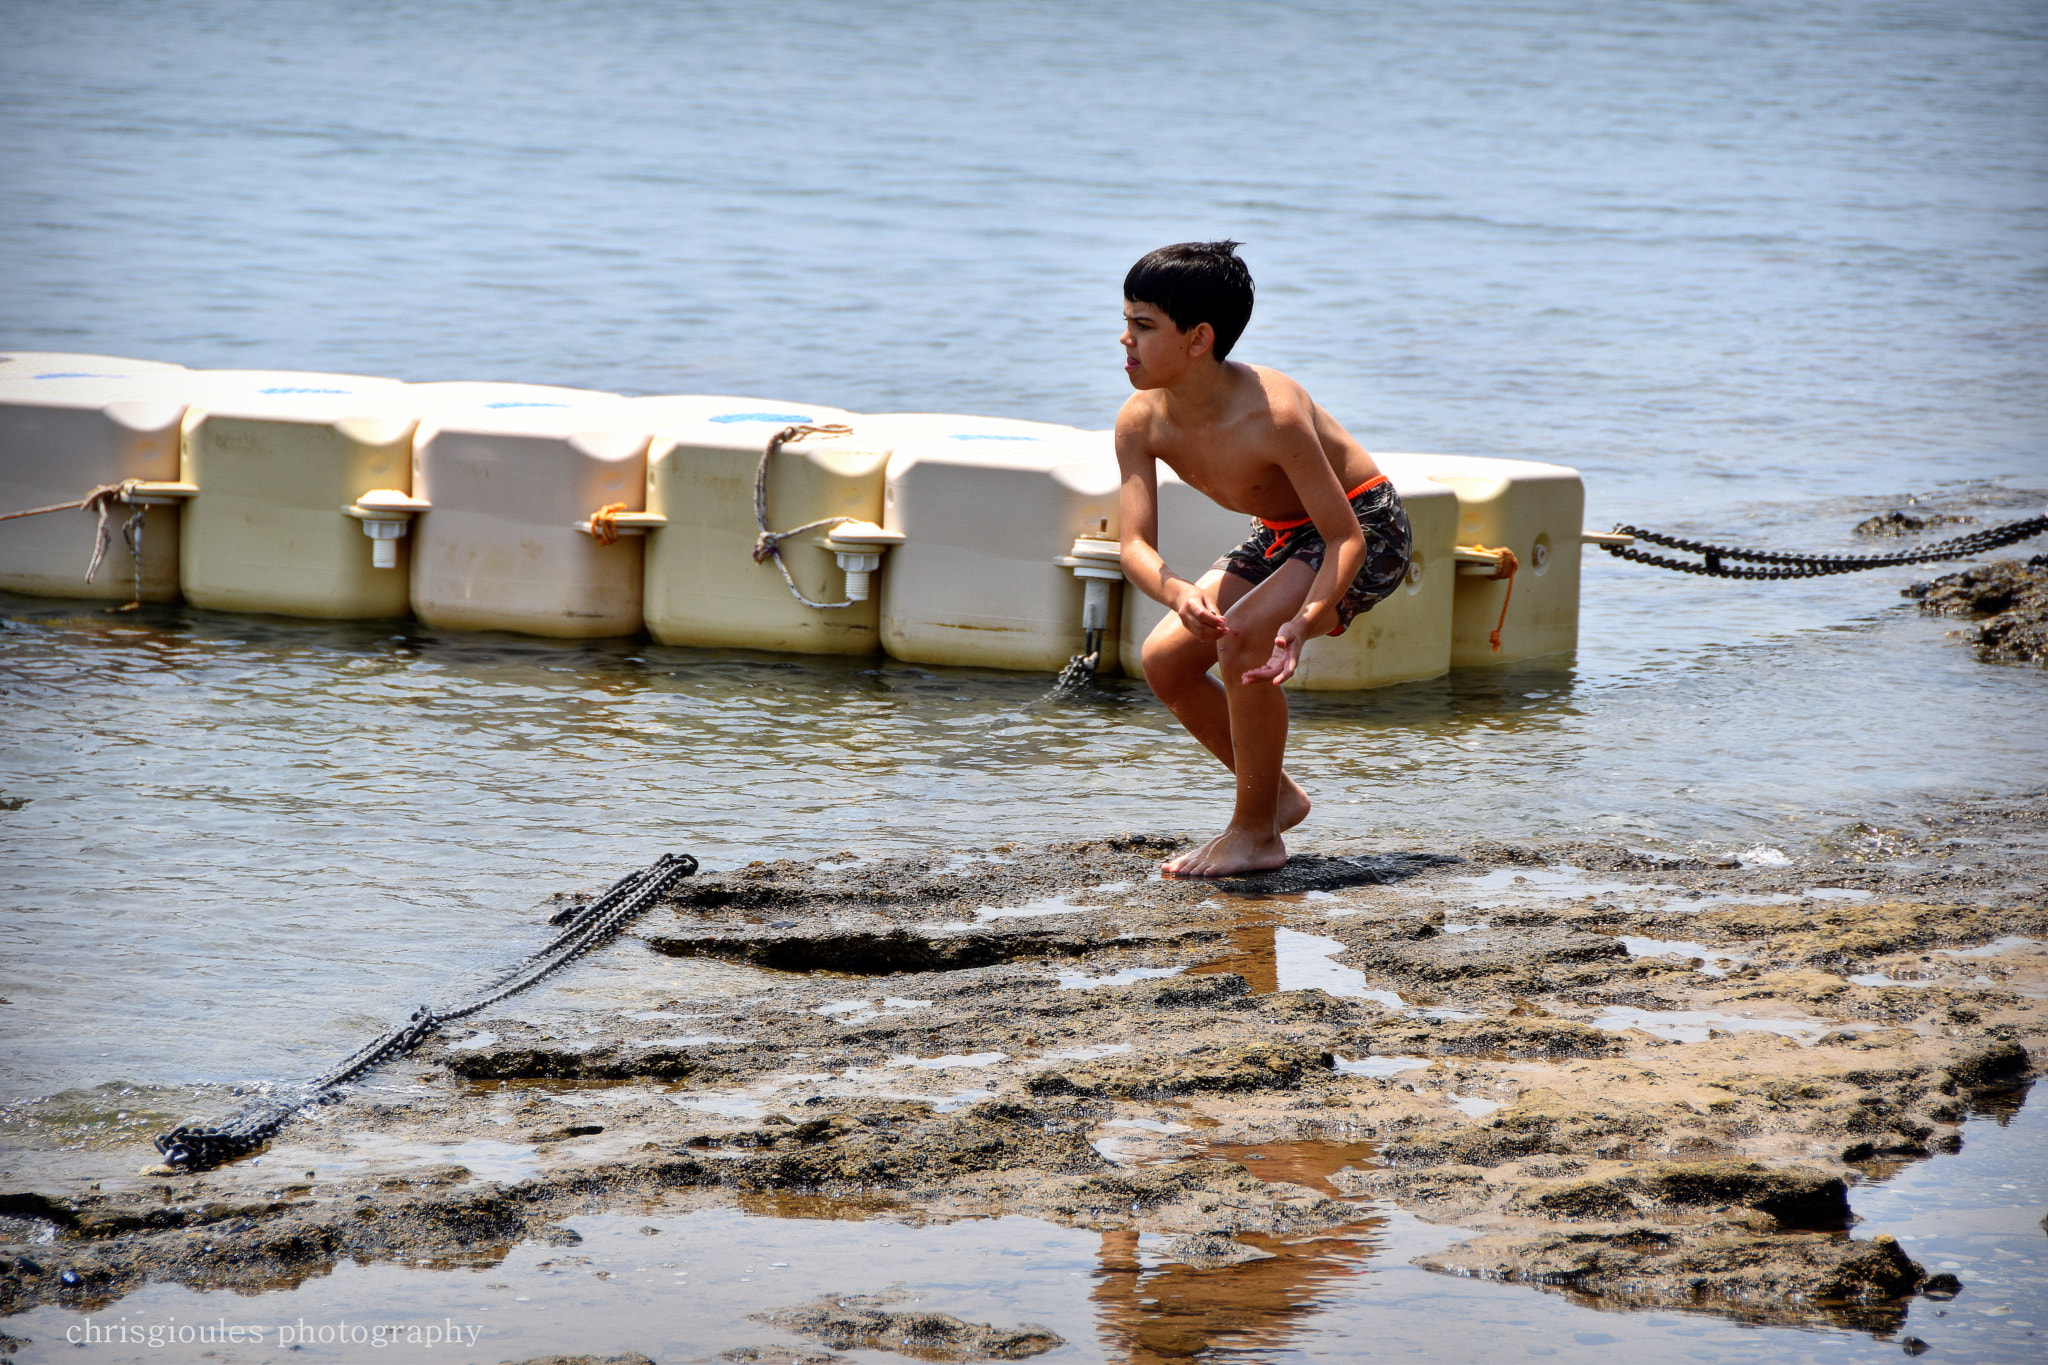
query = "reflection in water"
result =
(1186, 914, 1281, 995)
(1188, 907, 1413, 1009)
(1202, 1139, 1383, 1197)
(1091, 1135, 1385, 1361)
(1091, 1218, 1386, 1364)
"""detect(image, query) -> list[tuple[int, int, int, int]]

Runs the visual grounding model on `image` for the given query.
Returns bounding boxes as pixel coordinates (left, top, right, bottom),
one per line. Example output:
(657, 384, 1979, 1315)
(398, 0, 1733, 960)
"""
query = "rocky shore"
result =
(1910, 557, 2048, 665)
(2, 793, 2043, 1359)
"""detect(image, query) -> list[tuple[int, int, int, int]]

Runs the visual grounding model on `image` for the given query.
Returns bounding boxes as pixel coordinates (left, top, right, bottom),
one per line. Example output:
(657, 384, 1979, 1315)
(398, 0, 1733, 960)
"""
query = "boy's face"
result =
(1120, 299, 1207, 389)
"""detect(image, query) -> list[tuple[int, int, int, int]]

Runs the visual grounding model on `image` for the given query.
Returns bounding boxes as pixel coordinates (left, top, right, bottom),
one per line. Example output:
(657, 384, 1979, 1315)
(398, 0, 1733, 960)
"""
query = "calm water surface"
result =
(2, 1, 2045, 1358)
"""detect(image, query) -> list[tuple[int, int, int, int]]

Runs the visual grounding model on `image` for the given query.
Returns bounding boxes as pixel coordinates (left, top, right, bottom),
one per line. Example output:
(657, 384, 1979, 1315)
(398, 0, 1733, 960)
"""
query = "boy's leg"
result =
(1140, 568, 1312, 832)
(1151, 560, 1322, 877)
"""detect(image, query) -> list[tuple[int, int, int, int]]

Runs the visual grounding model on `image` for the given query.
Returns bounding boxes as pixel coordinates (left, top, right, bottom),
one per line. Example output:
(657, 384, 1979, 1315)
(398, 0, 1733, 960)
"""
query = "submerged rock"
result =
(758, 1290, 1062, 1360)
(721, 1348, 849, 1365)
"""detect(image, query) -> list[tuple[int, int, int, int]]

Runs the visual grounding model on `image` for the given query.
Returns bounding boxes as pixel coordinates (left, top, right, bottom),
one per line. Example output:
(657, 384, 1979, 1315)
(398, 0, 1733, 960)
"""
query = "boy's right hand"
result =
(1168, 580, 1231, 641)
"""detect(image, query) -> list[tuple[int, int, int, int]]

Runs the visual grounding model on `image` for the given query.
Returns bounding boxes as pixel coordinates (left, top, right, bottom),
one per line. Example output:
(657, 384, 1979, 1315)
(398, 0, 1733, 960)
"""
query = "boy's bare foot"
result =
(1278, 777, 1311, 833)
(1162, 827, 1289, 878)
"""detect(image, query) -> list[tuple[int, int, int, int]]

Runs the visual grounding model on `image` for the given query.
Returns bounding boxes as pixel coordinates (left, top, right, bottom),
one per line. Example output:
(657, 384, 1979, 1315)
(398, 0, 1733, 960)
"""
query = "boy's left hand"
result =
(1241, 620, 1307, 685)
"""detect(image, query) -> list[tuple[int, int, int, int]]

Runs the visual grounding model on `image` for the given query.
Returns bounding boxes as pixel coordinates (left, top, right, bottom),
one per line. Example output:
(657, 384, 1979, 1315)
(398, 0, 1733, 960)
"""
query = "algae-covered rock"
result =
(1909, 558, 2048, 664)
(1420, 1225, 1923, 1329)
(1163, 1232, 1276, 1268)
(1025, 1044, 1333, 1099)
(759, 1290, 1062, 1360)
(1026, 1158, 1350, 1234)
(1363, 1017, 1622, 1059)
(698, 1101, 1105, 1188)
(720, 1348, 848, 1365)
(1348, 927, 1627, 987)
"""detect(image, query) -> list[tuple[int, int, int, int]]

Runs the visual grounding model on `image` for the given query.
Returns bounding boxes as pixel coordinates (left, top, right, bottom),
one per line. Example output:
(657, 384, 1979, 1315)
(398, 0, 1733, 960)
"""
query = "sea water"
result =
(2, 1, 2045, 1358)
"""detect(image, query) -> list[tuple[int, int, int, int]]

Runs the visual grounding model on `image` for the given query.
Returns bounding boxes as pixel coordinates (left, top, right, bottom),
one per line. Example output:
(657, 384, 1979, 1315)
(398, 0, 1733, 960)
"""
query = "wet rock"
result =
(1203, 850, 1461, 893)
(721, 1347, 850, 1365)
(0, 1193, 75, 1228)
(1856, 509, 1974, 537)
(666, 836, 1179, 917)
(1504, 1162, 1848, 1227)
(1365, 1018, 1622, 1059)
(645, 925, 1122, 974)
(527, 1125, 604, 1144)
(685, 1101, 1105, 1189)
(759, 1290, 1062, 1360)
(1025, 1159, 1350, 1234)
(1461, 840, 1550, 867)
(1380, 1089, 1664, 1167)
(503, 1355, 657, 1365)
(4, 814, 2042, 1341)
(1128, 973, 1250, 1007)
(1942, 1039, 2030, 1089)
(1421, 1225, 1924, 1329)
(1559, 844, 1711, 873)
(1920, 1271, 1963, 1299)
(1687, 898, 2025, 970)
(1162, 1232, 1275, 1267)
(1247, 988, 1365, 1020)
(1909, 559, 2048, 664)
(445, 1042, 725, 1082)
(1025, 1044, 1333, 1099)
(1346, 927, 1627, 987)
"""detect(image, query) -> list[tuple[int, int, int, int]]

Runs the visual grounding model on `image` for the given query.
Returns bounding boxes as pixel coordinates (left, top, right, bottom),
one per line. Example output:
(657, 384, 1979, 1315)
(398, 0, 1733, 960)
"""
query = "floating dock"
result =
(0, 355, 1590, 689)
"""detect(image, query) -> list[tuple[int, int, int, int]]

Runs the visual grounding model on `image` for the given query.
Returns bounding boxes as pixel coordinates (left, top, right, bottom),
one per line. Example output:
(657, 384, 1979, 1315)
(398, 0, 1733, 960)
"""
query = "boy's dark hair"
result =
(1124, 241, 1254, 361)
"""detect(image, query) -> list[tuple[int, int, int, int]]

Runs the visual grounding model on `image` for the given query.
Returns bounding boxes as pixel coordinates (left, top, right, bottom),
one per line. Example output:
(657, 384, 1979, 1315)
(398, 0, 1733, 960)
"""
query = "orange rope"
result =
(1461, 545, 1519, 652)
(589, 502, 627, 546)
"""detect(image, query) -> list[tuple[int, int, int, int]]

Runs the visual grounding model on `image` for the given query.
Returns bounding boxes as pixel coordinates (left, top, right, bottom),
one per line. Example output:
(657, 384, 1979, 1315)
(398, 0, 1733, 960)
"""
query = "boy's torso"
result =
(1122, 363, 1380, 521)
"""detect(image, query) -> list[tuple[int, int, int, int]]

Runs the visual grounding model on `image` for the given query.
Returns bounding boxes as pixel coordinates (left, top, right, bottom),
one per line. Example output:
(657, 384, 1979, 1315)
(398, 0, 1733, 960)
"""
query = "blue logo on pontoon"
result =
(710, 412, 811, 424)
(260, 386, 351, 394)
(33, 372, 122, 379)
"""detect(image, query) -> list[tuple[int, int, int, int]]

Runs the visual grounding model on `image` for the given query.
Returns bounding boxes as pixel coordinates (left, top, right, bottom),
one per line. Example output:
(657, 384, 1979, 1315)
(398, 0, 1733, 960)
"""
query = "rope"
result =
(2, 480, 152, 608)
(150, 851, 700, 1172)
(1, 479, 143, 526)
(589, 502, 628, 547)
(1460, 545, 1519, 652)
(751, 423, 858, 609)
(112, 502, 146, 612)
(1600, 514, 2048, 581)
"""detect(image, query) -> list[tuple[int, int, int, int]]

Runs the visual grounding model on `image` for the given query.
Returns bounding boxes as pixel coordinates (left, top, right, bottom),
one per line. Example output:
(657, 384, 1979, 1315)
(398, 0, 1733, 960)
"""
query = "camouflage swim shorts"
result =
(1214, 476, 1412, 636)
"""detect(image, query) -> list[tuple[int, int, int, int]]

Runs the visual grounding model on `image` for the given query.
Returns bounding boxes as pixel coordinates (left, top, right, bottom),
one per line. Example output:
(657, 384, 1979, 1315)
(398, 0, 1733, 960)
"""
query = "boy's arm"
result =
(1116, 416, 1230, 641)
(1240, 412, 1367, 685)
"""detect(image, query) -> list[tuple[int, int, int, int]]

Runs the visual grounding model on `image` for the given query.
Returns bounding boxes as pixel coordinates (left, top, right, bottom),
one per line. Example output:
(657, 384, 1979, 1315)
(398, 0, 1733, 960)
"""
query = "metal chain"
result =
(751, 423, 859, 609)
(1601, 514, 2048, 580)
(151, 852, 700, 1171)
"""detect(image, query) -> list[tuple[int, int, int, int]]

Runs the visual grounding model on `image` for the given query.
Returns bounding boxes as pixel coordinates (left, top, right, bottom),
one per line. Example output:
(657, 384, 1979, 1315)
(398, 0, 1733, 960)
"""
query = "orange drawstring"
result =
(1459, 545, 1519, 652)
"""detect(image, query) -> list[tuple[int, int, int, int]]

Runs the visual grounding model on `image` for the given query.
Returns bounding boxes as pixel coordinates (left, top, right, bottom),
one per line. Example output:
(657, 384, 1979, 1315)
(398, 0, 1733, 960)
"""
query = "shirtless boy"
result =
(1116, 241, 1411, 877)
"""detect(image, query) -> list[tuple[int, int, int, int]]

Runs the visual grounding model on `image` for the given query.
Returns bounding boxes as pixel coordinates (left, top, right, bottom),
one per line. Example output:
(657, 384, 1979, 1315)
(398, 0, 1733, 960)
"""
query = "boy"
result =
(1116, 241, 1411, 877)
